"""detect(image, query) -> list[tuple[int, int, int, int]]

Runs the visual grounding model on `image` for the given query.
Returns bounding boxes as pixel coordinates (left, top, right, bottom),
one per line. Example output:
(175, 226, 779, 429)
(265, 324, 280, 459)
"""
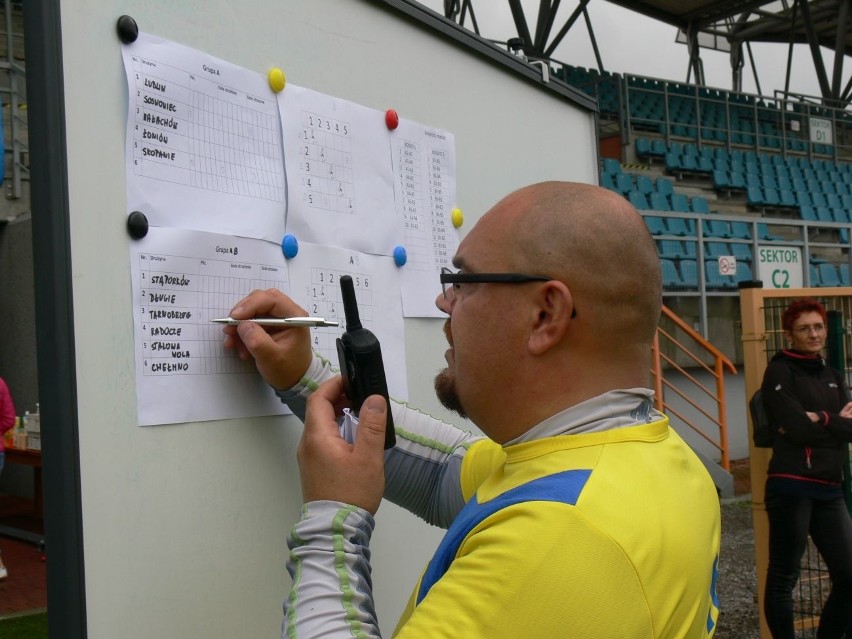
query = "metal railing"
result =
(652, 304, 736, 471)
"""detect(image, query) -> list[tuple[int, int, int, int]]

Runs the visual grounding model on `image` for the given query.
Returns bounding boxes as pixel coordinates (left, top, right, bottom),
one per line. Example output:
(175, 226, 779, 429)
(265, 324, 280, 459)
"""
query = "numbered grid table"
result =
(130, 55, 285, 201)
(138, 252, 287, 376)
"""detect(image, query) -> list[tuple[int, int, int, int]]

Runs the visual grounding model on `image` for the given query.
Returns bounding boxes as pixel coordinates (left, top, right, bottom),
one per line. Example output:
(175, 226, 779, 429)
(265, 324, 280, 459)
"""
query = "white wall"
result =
(56, 1, 597, 636)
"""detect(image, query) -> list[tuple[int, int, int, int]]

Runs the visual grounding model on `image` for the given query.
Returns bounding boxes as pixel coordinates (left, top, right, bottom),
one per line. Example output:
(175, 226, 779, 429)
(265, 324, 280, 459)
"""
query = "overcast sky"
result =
(419, 1, 847, 101)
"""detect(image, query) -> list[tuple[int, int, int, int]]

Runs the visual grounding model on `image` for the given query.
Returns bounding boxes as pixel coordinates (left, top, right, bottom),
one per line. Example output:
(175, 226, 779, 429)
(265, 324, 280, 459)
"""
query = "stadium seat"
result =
(826, 193, 842, 209)
(703, 219, 731, 238)
(730, 243, 753, 263)
(800, 205, 818, 222)
(635, 138, 652, 161)
(635, 175, 654, 195)
(809, 264, 821, 287)
(649, 139, 667, 161)
(778, 189, 797, 208)
(649, 192, 671, 211)
(629, 190, 650, 211)
(841, 264, 850, 286)
(819, 263, 842, 287)
(657, 240, 684, 260)
(602, 157, 621, 175)
(667, 217, 695, 237)
(762, 187, 780, 208)
(705, 241, 730, 258)
(670, 193, 690, 213)
(655, 177, 674, 197)
(728, 170, 746, 190)
(811, 192, 828, 208)
(746, 186, 764, 207)
(664, 152, 685, 175)
(734, 262, 754, 284)
(712, 170, 731, 190)
(691, 196, 710, 214)
(815, 207, 834, 223)
(705, 259, 736, 290)
(643, 215, 667, 235)
(679, 259, 698, 289)
(616, 173, 634, 195)
(729, 222, 752, 240)
(661, 258, 683, 288)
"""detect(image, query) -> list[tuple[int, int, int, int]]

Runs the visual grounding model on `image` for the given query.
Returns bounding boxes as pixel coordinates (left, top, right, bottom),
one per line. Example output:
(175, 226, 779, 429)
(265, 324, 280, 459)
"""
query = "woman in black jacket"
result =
(761, 297, 852, 639)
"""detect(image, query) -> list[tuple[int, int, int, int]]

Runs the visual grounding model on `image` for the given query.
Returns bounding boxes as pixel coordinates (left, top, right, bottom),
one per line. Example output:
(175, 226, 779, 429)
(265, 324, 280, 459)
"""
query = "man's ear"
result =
(528, 281, 573, 356)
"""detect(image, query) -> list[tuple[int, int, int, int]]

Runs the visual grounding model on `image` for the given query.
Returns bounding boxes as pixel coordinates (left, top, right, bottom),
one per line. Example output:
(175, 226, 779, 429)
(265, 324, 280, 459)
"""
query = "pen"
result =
(210, 317, 340, 328)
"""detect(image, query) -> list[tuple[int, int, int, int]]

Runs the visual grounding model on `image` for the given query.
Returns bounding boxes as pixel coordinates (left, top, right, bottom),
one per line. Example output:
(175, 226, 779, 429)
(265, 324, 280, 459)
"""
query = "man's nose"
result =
(435, 290, 451, 314)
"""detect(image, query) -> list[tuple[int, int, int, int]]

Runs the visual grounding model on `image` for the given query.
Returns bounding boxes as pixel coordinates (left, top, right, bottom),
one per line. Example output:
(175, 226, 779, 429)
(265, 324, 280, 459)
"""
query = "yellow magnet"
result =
(268, 68, 286, 93)
(451, 207, 464, 228)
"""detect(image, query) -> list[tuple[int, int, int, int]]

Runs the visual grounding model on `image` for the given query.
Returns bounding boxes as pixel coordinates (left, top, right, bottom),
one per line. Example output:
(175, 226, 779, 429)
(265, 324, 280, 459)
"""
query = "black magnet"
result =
(127, 211, 149, 240)
(116, 15, 139, 44)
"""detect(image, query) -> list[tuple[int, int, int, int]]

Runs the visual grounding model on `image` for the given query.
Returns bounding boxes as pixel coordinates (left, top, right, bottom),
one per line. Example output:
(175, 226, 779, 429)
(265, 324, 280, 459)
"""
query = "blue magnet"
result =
(393, 245, 407, 266)
(282, 234, 299, 259)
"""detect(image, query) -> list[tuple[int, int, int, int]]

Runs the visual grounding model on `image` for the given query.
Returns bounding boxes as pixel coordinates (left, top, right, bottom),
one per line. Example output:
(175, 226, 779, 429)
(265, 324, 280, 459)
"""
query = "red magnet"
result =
(385, 109, 399, 130)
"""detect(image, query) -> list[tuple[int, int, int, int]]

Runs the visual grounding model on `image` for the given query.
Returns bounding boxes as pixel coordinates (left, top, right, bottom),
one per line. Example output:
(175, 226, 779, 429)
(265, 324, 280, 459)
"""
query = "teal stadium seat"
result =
(661, 259, 683, 288)
(735, 262, 754, 284)
(809, 264, 821, 287)
(650, 192, 671, 211)
(616, 173, 634, 195)
(601, 172, 618, 192)
(602, 157, 621, 175)
(655, 177, 674, 197)
(644, 216, 667, 235)
(679, 259, 698, 289)
(691, 196, 710, 214)
(706, 241, 730, 258)
(635, 175, 654, 195)
(819, 263, 841, 287)
(705, 259, 736, 290)
(730, 222, 751, 240)
(635, 138, 652, 161)
(670, 193, 690, 213)
(800, 205, 818, 223)
(629, 190, 650, 210)
(730, 243, 753, 263)
(667, 217, 695, 237)
(703, 219, 731, 238)
(657, 240, 684, 260)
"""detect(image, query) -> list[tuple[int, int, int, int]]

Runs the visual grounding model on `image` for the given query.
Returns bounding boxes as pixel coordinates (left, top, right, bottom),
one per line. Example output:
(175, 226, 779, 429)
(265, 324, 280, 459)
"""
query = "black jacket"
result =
(761, 349, 852, 485)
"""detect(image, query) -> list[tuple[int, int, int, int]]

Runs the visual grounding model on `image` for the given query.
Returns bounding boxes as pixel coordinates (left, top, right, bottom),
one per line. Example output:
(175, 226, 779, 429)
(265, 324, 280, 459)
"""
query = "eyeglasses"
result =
(439, 268, 578, 317)
(792, 323, 826, 335)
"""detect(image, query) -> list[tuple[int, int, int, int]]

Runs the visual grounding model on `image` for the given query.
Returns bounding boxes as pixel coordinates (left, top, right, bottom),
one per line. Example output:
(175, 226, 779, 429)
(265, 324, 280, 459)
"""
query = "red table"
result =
(4, 447, 42, 517)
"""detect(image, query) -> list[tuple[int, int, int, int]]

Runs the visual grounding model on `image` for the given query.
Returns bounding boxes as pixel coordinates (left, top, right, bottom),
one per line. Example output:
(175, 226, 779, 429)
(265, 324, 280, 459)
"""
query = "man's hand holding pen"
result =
(221, 288, 316, 390)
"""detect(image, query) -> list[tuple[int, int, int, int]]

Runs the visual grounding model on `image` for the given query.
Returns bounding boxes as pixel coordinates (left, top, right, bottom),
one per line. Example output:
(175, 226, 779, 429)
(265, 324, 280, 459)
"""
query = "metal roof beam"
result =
(543, 0, 590, 59)
(798, 0, 833, 97)
(830, 0, 848, 101)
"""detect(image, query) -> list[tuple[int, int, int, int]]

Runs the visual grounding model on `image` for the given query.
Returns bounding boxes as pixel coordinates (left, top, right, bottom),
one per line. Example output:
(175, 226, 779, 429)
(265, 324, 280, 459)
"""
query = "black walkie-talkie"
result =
(335, 275, 396, 449)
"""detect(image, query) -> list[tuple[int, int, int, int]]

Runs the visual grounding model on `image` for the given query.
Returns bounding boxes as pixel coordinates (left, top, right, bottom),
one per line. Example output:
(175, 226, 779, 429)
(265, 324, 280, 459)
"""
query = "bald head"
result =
(485, 181, 662, 350)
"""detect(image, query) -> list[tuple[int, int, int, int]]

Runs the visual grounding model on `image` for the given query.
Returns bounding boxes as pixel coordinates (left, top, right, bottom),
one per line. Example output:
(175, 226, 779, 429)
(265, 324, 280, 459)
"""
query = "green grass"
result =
(0, 611, 48, 638)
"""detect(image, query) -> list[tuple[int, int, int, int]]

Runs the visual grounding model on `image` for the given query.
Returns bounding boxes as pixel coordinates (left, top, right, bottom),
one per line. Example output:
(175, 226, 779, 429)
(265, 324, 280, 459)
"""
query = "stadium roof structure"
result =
(441, 0, 851, 107)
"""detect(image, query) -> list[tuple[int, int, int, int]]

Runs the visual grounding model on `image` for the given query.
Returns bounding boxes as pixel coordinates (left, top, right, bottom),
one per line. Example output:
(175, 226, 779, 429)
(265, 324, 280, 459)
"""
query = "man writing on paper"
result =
(224, 182, 721, 638)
